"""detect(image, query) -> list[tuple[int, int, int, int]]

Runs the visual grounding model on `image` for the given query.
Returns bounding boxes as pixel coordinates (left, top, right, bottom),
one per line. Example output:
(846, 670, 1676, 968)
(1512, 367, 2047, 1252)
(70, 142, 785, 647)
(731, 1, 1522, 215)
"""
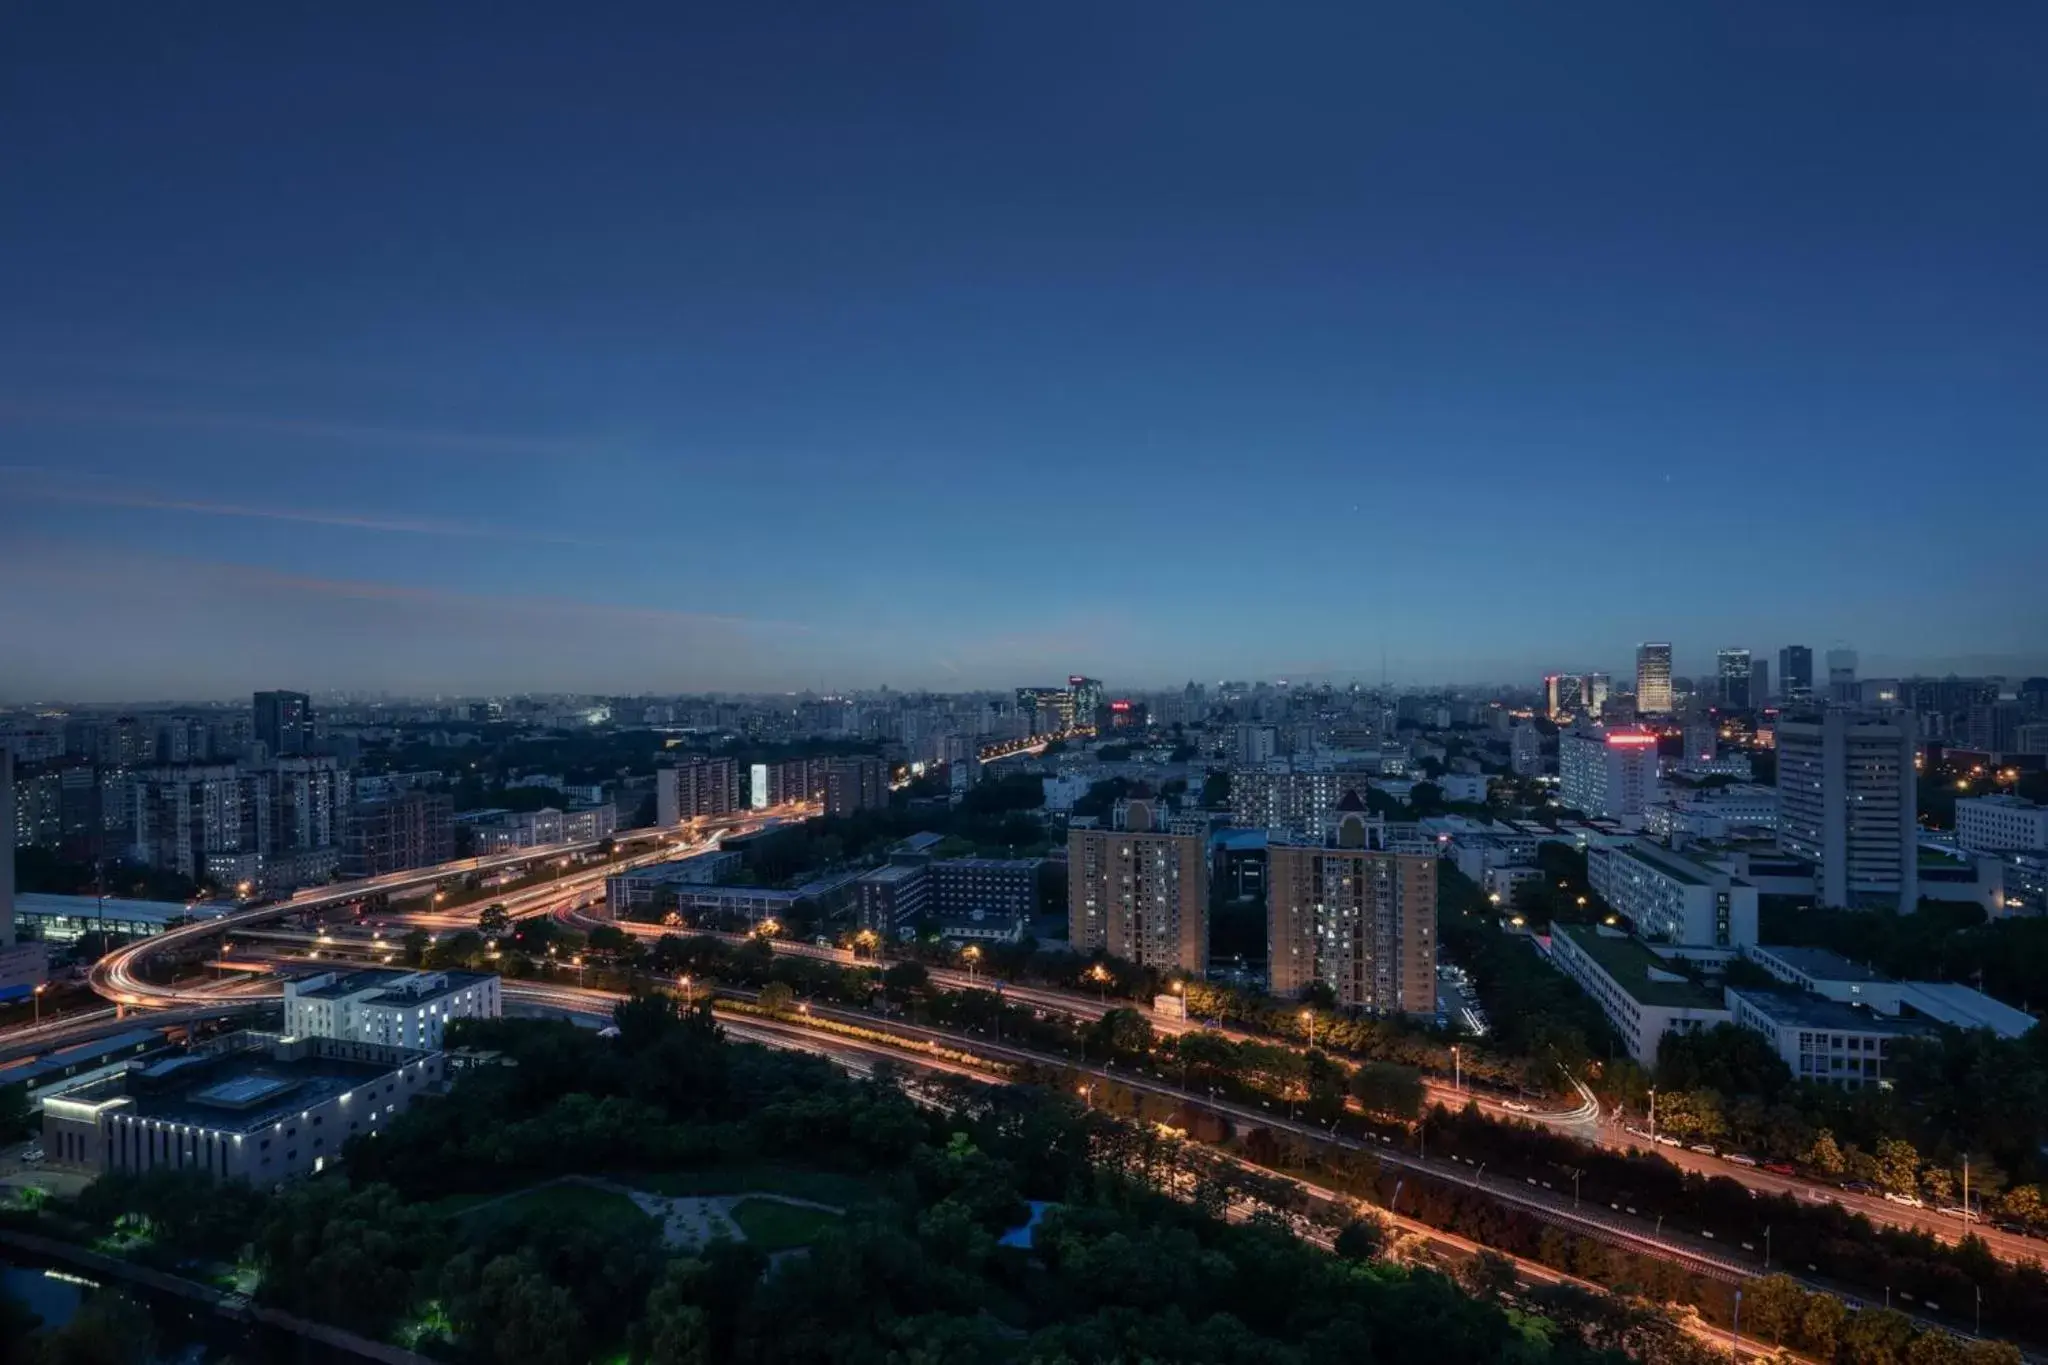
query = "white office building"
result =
(1587, 840, 1758, 949)
(1955, 795, 2048, 855)
(1635, 643, 1673, 715)
(1558, 727, 1660, 828)
(284, 969, 500, 1051)
(1547, 924, 1731, 1066)
(1776, 711, 1918, 910)
(1724, 987, 1917, 1090)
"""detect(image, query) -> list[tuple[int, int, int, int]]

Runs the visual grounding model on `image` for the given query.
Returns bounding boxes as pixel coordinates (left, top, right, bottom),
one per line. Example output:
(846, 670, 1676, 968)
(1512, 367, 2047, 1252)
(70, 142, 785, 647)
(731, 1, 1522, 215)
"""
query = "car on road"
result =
(1936, 1206, 1972, 1220)
(1762, 1162, 1796, 1175)
(1688, 1144, 1717, 1155)
(1883, 1192, 1925, 1208)
(1656, 1136, 1682, 1148)
(1500, 1100, 1532, 1113)
(1842, 1181, 1877, 1195)
(21, 1146, 43, 1163)
(1723, 1153, 1758, 1167)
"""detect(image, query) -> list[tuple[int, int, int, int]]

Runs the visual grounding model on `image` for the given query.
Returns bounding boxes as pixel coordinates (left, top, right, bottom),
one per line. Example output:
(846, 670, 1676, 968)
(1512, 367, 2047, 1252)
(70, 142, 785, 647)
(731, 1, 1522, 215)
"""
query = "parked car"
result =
(1936, 1206, 1972, 1220)
(1689, 1144, 1717, 1155)
(1883, 1192, 1925, 1208)
(21, 1146, 43, 1163)
(1843, 1181, 1878, 1195)
(1724, 1153, 1759, 1167)
(1762, 1162, 1796, 1176)
(1656, 1136, 1682, 1148)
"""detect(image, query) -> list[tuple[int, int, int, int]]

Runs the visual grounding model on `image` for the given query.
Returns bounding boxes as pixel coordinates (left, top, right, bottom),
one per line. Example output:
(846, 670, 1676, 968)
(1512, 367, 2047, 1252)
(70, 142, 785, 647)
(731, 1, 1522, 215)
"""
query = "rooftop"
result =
(859, 862, 926, 885)
(1552, 924, 1726, 1010)
(1728, 987, 1919, 1035)
(55, 1041, 411, 1135)
(1897, 982, 2037, 1039)
(931, 857, 1043, 872)
(1618, 841, 1713, 887)
(1749, 945, 1889, 984)
(0, 1029, 165, 1089)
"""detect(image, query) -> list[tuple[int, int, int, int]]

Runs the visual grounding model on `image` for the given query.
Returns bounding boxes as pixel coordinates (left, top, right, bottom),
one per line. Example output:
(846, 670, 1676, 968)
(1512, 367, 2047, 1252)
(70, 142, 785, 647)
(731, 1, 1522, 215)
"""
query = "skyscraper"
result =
(1267, 796, 1436, 1015)
(1559, 727, 1660, 827)
(1717, 649, 1753, 710)
(253, 690, 312, 757)
(1067, 676, 1104, 731)
(1778, 646, 1814, 705)
(1068, 795, 1207, 973)
(1635, 643, 1673, 715)
(1776, 711, 1917, 911)
(1584, 672, 1611, 716)
(1825, 649, 1859, 705)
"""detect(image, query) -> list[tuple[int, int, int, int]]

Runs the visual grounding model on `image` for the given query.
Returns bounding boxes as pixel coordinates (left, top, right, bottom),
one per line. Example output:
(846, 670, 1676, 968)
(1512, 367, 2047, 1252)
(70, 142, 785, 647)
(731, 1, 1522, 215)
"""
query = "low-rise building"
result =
(284, 969, 501, 1050)
(1724, 987, 1919, 1090)
(1546, 923, 1732, 1066)
(605, 850, 740, 915)
(1587, 840, 1758, 949)
(855, 862, 932, 934)
(1956, 795, 2048, 854)
(41, 1032, 442, 1183)
(1741, 943, 2036, 1038)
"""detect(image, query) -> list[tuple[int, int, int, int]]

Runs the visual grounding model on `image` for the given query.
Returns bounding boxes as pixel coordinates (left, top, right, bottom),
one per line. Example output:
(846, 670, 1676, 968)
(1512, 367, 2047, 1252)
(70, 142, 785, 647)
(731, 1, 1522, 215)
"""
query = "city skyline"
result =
(4, 4, 2045, 697)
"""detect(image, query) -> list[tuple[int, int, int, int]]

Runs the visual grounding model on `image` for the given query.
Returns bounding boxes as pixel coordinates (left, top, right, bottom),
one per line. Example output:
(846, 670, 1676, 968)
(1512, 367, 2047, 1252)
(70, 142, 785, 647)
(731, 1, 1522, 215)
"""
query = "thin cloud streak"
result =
(0, 396, 601, 459)
(3, 468, 591, 545)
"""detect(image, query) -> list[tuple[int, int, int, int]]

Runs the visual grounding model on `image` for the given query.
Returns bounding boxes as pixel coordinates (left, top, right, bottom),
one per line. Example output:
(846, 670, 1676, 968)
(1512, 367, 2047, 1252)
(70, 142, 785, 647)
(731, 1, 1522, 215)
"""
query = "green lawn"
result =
(638, 1163, 880, 1207)
(730, 1198, 841, 1252)
(471, 1182, 655, 1237)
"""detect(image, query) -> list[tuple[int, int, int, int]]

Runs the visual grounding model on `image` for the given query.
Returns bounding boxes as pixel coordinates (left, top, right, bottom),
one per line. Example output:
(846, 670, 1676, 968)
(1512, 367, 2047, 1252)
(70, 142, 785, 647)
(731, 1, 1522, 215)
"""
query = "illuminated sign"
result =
(1605, 733, 1658, 747)
(1110, 700, 1132, 712)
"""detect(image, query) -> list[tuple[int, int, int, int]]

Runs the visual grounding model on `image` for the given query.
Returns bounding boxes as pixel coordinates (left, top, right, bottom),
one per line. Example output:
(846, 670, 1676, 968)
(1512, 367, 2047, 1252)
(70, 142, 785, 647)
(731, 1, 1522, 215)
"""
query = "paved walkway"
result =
(455, 1174, 842, 1250)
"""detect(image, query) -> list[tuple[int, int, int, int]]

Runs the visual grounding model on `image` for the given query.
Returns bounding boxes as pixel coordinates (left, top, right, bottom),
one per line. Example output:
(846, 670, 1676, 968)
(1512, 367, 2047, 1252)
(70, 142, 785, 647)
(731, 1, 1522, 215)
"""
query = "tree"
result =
(758, 981, 796, 1015)
(1458, 1249, 1518, 1302)
(39, 1289, 155, 1365)
(1200, 772, 1230, 809)
(644, 1263, 711, 1365)
(1088, 1007, 1154, 1060)
(1906, 1332, 1972, 1365)
(1333, 1217, 1386, 1262)
(1738, 1274, 1806, 1345)
(473, 1253, 583, 1365)
(401, 927, 431, 966)
(1838, 1307, 1916, 1365)
(478, 903, 511, 935)
(1795, 1287, 1847, 1360)
(1875, 1136, 1922, 1196)
(1349, 1062, 1425, 1120)
(882, 961, 929, 1002)
(1805, 1128, 1847, 1177)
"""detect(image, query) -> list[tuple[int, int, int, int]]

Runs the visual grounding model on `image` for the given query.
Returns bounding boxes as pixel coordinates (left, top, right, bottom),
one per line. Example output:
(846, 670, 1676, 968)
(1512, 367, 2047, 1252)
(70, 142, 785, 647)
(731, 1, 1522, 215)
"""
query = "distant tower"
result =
(253, 690, 312, 757)
(1635, 643, 1673, 715)
(1779, 646, 1814, 705)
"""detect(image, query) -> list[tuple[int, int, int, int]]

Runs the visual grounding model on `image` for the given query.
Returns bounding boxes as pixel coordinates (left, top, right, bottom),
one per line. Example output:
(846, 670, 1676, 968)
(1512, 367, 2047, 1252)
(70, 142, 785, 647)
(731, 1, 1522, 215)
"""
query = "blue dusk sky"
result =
(3, 2, 2045, 700)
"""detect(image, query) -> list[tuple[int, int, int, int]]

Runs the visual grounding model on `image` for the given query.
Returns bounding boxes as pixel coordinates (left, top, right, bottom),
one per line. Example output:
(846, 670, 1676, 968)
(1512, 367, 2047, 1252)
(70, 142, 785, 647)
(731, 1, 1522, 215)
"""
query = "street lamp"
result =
(33, 983, 46, 1026)
(679, 975, 693, 1007)
(1451, 1045, 1461, 1093)
(963, 945, 982, 983)
(1300, 1009, 1316, 1051)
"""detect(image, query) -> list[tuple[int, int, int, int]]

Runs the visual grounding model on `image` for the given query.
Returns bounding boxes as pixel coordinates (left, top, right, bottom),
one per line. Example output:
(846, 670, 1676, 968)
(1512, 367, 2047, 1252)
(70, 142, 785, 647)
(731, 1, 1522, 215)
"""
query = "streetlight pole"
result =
(33, 983, 46, 1026)
(1452, 1045, 1461, 1094)
(1731, 1288, 1741, 1362)
(1648, 1087, 1657, 1145)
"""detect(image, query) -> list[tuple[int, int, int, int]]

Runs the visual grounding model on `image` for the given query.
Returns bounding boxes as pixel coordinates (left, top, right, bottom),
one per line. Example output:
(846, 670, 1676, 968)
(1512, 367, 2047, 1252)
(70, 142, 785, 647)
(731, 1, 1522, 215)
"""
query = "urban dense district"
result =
(3, 664, 2047, 1364)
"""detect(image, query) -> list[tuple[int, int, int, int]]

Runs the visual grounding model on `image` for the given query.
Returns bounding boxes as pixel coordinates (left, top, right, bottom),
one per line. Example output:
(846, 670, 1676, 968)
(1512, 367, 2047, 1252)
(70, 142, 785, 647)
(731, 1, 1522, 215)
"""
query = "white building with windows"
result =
(284, 969, 500, 1051)
(1587, 840, 1758, 949)
(1775, 711, 1917, 911)
(1723, 987, 1918, 1090)
(1558, 727, 1660, 828)
(1546, 924, 1731, 1066)
(1955, 795, 2048, 855)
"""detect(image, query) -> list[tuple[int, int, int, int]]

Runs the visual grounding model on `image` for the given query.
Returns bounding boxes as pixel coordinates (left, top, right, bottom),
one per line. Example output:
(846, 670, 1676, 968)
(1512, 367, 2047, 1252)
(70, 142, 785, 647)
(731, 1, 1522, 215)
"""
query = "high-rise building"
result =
(1067, 677, 1104, 732)
(253, 690, 313, 758)
(1584, 673, 1611, 716)
(1825, 649, 1859, 705)
(1778, 646, 1814, 705)
(1964, 701, 2022, 755)
(824, 755, 887, 816)
(1509, 723, 1543, 778)
(127, 764, 254, 880)
(1635, 643, 1673, 715)
(1717, 649, 1753, 710)
(1558, 727, 1660, 827)
(1068, 796, 1207, 973)
(657, 756, 742, 826)
(1267, 795, 1436, 1014)
(1234, 724, 1278, 765)
(1015, 687, 1073, 737)
(2020, 677, 2048, 720)
(342, 791, 454, 878)
(1543, 674, 1584, 723)
(1229, 764, 1361, 838)
(1751, 659, 1769, 707)
(1775, 711, 1917, 911)
(0, 745, 44, 1002)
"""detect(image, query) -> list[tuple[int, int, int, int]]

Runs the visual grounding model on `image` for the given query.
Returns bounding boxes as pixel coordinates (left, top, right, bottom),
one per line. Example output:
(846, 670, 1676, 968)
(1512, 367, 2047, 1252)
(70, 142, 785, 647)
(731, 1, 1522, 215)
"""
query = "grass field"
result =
(729, 1198, 841, 1252)
(638, 1163, 880, 1208)
(469, 1182, 656, 1237)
